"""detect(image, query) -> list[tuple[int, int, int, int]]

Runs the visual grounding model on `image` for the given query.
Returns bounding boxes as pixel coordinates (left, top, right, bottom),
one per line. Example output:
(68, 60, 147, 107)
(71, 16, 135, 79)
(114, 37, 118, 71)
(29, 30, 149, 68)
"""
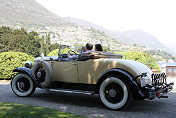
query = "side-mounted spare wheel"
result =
(32, 61, 53, 87)
(11, 74, 36, 97)
(99, 76, 132, 110)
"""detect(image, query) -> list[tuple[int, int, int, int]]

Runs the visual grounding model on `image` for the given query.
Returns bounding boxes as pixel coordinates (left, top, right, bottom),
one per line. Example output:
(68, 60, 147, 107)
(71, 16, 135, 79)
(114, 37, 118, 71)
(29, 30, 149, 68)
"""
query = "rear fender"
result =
(13, 67, 44, 88)
(95, 69, 145, 98)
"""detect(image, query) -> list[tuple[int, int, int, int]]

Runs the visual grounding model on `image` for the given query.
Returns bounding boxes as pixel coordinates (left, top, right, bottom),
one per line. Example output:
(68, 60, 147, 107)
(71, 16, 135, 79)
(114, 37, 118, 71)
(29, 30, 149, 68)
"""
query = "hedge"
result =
(114, 51, 161, 71)
(0, 52, 34, 79)
(47, 48, 70, 56)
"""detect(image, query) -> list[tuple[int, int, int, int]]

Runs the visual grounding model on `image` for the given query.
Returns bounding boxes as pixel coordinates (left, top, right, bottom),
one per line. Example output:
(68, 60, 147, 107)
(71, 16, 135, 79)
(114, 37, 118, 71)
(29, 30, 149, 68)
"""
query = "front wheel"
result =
(11, 73, 36, 97)
(99, 77, 132, 110)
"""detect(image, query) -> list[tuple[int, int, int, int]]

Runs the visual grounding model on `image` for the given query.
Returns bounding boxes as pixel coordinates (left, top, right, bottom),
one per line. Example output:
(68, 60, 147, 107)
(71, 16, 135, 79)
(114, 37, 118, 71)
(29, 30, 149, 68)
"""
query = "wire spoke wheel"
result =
(99, 77, 132, 110)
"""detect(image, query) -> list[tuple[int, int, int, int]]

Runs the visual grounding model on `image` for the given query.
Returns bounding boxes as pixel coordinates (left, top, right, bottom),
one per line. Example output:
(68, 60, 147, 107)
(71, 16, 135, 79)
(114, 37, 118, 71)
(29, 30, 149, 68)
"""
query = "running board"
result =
(47, 88, 95, 95)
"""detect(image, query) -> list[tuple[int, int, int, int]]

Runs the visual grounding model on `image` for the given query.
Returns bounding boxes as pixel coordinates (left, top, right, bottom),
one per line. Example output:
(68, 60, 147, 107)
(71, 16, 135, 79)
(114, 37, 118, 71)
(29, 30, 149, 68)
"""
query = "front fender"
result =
(13, 67, 44, 88)
(13, 67, 32, 76)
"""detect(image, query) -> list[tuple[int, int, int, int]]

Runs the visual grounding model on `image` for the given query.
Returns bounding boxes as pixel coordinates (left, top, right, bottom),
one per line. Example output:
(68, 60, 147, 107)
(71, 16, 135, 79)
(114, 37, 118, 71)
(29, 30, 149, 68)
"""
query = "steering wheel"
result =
(68, 50, 77, 55)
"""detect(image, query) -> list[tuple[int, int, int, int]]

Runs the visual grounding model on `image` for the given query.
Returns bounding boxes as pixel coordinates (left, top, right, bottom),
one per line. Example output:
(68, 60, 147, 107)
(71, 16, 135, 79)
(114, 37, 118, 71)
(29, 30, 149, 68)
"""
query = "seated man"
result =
(68, 43, 93, 59)
(84, 43, 93, 53)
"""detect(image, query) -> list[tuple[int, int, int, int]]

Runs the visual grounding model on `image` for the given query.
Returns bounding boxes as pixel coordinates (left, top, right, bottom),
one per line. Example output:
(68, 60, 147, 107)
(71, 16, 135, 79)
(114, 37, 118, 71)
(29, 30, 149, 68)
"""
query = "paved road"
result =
(0, 82, 176, 118)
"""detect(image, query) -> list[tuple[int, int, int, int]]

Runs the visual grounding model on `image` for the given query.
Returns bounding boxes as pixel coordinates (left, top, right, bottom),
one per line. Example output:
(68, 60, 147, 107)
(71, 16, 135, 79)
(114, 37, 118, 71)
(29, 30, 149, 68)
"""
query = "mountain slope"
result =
(1, 0, 175, 59)
(0, 0, 121, 50)
(0, 0, 71, 27)
(64, 17, 109, 33)
(115, 29, 166, 49)
(65, 17, 176, 56)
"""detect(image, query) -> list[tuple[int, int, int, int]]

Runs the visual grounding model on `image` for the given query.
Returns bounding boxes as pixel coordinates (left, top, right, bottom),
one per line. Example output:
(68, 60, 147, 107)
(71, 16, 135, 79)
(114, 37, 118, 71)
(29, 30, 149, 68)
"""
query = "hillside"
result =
(65, 17, 166, 49)
(114, 29, 166, 49)
(0, 0, 175, 61)
(0, 0, 121, 48)
(0, 0, 71, 28)
(65, 17, 176, 57)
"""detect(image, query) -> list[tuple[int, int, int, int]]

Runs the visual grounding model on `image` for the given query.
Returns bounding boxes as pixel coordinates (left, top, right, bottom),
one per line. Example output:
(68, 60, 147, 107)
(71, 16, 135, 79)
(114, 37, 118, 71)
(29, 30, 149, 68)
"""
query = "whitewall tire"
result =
(99, 77, 131, 110)
(11, 74, 36, 97)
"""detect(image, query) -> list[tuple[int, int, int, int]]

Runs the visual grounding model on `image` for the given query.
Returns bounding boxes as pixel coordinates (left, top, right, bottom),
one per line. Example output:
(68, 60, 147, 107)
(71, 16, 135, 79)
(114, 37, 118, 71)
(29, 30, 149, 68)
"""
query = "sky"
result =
(36, 0, 176, 48)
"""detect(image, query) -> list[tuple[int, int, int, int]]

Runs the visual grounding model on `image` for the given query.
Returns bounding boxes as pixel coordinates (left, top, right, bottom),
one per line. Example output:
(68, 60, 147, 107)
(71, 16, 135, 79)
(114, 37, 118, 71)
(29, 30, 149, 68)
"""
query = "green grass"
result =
(0, 102, 87, 118)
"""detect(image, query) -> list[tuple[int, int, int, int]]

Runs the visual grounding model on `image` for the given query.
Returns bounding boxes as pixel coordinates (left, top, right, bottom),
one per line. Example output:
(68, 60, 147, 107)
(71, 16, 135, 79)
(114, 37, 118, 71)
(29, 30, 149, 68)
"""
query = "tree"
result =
(40, 35, 46, 55)
(45, 33, 51, 55)
(0, 26, 41, 57)
(114, 51, 161, 71)
(49, 43, 60, 52)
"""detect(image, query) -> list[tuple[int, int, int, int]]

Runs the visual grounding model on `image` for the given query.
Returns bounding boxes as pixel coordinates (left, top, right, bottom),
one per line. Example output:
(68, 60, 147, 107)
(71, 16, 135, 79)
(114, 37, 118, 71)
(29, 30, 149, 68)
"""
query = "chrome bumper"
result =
(148, 82, 174, 99)
(144, 73, 174, 99)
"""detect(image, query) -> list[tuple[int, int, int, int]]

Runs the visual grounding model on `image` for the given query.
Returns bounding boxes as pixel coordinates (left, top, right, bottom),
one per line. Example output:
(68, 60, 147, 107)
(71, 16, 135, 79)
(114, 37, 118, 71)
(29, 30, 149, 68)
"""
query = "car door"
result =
(78, 59, 104, 84)
(52, 61, 78, 83)
(77, 58, 117, 84)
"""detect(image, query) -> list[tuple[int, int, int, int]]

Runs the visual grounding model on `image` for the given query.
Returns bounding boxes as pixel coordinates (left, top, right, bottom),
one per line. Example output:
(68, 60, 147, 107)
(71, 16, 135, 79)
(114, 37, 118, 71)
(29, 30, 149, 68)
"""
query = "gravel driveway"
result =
(0, 81, 176, 118)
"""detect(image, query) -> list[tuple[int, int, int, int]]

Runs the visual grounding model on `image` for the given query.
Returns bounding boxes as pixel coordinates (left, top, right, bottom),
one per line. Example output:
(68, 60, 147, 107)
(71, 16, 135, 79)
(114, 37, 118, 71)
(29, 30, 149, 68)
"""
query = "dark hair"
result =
(81, 46, 86, 53)
(86, 43, 93, 50)
(95, 44, 103, 51)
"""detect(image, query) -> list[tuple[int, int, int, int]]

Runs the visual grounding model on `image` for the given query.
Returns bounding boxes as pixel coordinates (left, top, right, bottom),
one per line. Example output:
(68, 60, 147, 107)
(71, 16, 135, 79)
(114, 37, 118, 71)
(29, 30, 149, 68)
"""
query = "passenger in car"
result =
(84, 43, 93, 53)
(80, 46, 86, 53)
(68, 43, 93, 59)
(95, 44, 103, 51)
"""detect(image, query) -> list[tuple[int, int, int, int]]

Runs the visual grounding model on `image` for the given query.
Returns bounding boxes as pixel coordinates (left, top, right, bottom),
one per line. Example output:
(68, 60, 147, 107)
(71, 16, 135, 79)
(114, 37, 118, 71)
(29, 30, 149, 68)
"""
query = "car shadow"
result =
(1, 84, 176, 118)
(30, 88, 172, 112)
(31, 89, 102, 108)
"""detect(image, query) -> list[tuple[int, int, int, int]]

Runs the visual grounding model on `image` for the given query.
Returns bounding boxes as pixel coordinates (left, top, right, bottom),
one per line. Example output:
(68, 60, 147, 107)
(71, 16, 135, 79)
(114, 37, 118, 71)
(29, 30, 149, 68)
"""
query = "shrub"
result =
(114, 51, 161, 71)
(0, 52, 34, 79)
(47, 49, 59, 56)
(47, 48, 70, 56)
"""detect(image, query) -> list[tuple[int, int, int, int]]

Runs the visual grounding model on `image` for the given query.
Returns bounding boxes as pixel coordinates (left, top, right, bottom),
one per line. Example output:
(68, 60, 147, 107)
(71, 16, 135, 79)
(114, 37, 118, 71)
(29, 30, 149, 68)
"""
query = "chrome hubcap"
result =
(37, 72, 42, 78)
(109, 89, 116, 97)
(19, 82, 25, 88)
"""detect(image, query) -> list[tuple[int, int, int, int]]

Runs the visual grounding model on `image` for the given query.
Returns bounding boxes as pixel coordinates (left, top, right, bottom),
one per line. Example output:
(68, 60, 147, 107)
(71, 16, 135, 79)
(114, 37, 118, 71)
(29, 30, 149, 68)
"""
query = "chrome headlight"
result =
(140, 72, 153, 87)
(25, 61, 32, 68)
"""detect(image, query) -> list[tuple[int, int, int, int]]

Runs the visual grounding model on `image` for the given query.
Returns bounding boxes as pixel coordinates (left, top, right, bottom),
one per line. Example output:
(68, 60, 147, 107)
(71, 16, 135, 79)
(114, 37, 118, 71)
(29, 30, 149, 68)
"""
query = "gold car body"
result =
(34, 52, 153, 86)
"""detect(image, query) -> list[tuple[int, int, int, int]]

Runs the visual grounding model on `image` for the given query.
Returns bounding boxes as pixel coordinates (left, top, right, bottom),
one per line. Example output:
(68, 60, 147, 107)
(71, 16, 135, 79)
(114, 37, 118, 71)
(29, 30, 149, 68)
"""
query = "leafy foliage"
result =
(45, 33, 51, 55)
(144, 49, 176, 61)
(47, 49, 59, 56)
(0, 26, 41, 57)
(102, 46, 110, 52)
(114, 51, 161, 70)
(40, 35, 45, 55)
(40, 34, 60, 56)
(47, 48, 70, 56)
(0, 52, 34, 79)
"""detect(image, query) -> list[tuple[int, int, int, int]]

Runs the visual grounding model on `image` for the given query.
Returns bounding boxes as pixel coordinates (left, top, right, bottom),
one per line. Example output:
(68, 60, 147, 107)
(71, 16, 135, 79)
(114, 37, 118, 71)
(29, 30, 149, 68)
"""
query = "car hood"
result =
(34, 56, 58, 61)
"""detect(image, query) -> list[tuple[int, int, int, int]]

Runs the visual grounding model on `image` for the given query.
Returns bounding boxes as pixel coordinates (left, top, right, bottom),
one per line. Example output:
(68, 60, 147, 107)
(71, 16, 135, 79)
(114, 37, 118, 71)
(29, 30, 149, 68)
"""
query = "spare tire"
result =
(32, 61, 53, 87)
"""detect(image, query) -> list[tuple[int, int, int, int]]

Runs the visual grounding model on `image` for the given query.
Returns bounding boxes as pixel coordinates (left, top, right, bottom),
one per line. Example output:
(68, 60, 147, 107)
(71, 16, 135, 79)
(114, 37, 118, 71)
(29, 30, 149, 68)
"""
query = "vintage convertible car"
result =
(11, 47, 174, 110)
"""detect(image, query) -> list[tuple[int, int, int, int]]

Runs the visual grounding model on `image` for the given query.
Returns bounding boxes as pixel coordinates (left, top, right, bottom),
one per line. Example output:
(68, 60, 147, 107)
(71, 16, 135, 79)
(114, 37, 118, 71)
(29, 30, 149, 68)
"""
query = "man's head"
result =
(86, 43, 93, 51)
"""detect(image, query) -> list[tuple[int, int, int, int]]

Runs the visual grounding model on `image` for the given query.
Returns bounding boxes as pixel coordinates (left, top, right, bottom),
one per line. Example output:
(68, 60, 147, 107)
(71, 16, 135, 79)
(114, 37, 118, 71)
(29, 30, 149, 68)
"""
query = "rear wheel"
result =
(99, 76, 132, 110)
(11, 74, 36, 97)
